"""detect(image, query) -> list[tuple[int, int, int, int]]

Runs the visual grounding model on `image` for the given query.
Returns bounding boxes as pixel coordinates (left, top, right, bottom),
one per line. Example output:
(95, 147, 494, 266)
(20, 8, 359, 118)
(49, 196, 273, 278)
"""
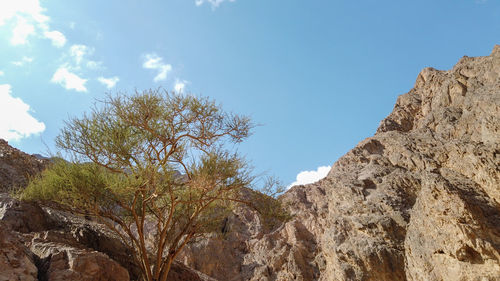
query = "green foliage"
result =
(21, 160, 133, 215)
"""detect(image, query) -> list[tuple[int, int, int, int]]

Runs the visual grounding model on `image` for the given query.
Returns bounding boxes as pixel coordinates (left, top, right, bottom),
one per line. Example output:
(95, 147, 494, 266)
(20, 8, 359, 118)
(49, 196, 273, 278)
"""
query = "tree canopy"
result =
(21, 89, 268, 281)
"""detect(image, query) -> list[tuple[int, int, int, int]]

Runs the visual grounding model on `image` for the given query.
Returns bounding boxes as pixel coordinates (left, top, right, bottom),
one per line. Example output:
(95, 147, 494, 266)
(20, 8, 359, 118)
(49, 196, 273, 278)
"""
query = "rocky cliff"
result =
(1, 46, 499, 281)
(326, 44, 500, 279)
(178, 46, 500, 281)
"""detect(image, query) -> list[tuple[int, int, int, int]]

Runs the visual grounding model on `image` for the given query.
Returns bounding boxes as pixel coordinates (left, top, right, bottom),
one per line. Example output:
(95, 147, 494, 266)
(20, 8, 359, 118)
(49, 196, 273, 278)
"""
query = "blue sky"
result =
(0, 0, 499, 188)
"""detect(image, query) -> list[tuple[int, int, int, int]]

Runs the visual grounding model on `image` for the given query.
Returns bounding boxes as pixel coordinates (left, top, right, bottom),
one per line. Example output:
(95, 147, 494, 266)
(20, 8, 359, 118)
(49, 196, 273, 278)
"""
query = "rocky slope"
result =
(0, 192, 218, 281)
(178, 46, 500, 281)
(0, 139, 48, 192)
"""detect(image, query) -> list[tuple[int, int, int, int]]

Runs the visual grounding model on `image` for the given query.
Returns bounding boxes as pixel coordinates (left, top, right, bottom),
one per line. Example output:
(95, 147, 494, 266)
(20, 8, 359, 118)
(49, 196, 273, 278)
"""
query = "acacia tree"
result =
(22, 89, 256, 281)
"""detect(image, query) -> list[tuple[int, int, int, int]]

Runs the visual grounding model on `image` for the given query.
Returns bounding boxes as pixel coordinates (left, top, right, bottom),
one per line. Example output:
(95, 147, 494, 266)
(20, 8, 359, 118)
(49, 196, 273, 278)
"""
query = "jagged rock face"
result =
(0, 195, 131, 281)
(0, 222, 38, 281)
(0, 139, 48, 192)
(176, 187, 324, 281)
(176, 46, 500, 281)
(294, 45, 500, 280)
(33, 245, 130, 281)
(177, 205, 261, 280)
(0, 193, 217, 281)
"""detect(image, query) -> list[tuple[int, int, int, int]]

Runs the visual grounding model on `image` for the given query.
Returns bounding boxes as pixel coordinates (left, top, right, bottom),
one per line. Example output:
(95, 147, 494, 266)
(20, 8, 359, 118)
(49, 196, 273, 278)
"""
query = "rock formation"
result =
(177, 46, 500, 280)
(0, 191, 218, 281)
(0, 139, 48, 193)
(0, 45, 499, 280)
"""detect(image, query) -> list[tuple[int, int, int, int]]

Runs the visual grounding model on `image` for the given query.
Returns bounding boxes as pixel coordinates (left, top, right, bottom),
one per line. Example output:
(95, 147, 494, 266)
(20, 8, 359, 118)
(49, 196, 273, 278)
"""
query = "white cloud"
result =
(0, 71, 4, 76)
(70, 44, 92, 65)
(52, 45, 103, 91)
(86, 60, 102, 70)
(174, 79, 189, 92)
(0, 1, 67, 48)
(10, 17, 35, 45)
(98, 76, 119, 89)
(143, 53, 172, 82)
(0, 0, 48, 26)
(51, 66, 87, 92)
(12, 56, 34, 66)
(43, 30, 66, 47)
(0, 84, 45, 141)
(67, 44, 103, 70)
(288, 165, 331, 189)
(61, 44, 103, 73)
(195, 0, 236, 8)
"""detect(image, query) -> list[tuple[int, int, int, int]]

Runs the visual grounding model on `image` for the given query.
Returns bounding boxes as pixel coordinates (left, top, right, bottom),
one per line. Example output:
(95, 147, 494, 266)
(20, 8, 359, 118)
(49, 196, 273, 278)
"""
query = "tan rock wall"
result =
(185, 46, 500, 281)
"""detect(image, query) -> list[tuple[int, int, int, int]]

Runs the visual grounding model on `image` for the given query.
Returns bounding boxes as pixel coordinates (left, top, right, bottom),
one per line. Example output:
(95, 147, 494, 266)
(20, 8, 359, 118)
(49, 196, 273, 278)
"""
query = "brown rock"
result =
(405, 169, 500, 281)
(167, 261, 218, 281)
(39, 246, 129, 281)
(0, 193, 55, 233)
(0, 222, 38, 281)
(301, 45, 500, 281)
(0, 192, 212, 281)
(177, 201, 261, 280)
(306, 45, 499, 280)
(177, 46, 500, 281)
(0, 139, 48, 192)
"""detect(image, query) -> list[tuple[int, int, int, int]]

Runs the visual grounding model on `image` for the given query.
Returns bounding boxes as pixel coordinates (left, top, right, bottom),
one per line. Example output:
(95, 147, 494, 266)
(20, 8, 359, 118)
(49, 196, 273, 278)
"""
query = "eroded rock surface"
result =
(177, 46, 500, 281)
(0, 222, 38, 281)
(289, 45, 499, 280)
(0, 192, 217, 281)
(0, 195, 131, 281)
